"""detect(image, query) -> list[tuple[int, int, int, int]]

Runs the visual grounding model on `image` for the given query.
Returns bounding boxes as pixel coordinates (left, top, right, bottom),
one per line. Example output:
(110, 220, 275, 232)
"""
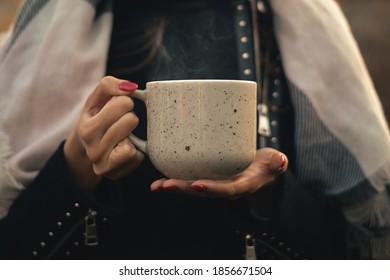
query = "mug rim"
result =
(146, 79, 256, 85)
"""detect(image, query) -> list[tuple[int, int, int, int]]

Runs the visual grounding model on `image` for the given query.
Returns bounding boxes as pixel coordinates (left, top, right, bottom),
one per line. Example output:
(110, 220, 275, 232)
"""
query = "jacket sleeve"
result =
(0, 142, 123, 259)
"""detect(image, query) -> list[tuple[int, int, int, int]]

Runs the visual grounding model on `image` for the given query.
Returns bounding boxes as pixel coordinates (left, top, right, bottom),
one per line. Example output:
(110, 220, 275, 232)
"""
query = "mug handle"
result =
(128, 89, 148, 154)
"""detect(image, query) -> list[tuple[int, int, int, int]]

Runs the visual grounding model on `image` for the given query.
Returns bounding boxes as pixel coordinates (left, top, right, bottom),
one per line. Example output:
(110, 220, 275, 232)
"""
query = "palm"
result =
(150, 148, 287, 199)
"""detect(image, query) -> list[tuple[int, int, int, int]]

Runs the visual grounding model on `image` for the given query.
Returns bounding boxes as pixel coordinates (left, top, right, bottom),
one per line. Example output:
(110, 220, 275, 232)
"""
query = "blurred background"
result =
(0, 0, 389, 123)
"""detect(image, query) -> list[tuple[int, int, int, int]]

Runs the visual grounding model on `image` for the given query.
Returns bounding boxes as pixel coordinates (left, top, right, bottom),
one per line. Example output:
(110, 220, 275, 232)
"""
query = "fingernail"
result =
(119, 81, 138, 91)
(277, 154, 287, 173)
(191, 185, 207, 192)
(151, 187, 164, 192)
(163, 186, 178, 191)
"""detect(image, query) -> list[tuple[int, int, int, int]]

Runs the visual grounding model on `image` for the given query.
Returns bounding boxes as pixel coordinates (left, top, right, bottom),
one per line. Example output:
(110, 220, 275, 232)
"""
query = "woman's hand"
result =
(64, 76, 144, 192)
(150, 148, 288, 199)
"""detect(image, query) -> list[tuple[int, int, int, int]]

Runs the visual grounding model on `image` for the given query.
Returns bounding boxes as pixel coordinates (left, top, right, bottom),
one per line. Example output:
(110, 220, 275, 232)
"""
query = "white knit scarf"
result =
(0, 0, 389, 257)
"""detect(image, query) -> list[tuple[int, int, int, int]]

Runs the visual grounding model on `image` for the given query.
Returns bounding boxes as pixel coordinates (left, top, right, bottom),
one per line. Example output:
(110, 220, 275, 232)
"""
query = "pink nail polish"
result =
(191, 185, 207, 192)
(280, 155, 286, 168)
(119, 81, 138, 91)
(277, 154, 287, 172)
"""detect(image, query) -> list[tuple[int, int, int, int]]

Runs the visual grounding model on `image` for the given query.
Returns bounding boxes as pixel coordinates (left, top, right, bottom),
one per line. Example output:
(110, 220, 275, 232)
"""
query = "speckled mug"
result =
(129, 79, 257, 180)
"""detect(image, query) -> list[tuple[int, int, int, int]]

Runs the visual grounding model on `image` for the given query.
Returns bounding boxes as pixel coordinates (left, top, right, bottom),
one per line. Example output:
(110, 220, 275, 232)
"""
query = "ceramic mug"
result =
(129, 79, 257, 180)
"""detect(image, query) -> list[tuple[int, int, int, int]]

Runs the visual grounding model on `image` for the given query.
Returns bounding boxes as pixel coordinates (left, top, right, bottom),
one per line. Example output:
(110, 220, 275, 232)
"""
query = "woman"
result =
(0, 0, 389, 259)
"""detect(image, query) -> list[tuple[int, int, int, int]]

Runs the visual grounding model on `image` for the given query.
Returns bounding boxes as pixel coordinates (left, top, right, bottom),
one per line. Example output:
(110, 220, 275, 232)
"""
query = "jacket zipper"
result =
(45, 208, 98, 259)
(245, 234, 257, 260)
(248, 0, 271, 147)
(85, 208, 98, 246)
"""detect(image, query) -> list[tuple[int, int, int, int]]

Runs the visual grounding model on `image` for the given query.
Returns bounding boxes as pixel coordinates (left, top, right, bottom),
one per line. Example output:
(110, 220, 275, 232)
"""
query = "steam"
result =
(148, 6, 237, 81)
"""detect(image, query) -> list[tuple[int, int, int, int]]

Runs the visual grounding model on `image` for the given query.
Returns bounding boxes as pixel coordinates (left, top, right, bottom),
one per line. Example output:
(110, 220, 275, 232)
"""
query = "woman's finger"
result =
(94, 138, 144, 178)
(189, 149, 288, 198)
(150, 178, 169, 192)
(99, 111, 139, 155)
(90, 95, 135, 135)
(84, 76, 138, 115)
(79, 96, 135, 146)
(90, 112, 139, 173)
(149, 148, 288, 199)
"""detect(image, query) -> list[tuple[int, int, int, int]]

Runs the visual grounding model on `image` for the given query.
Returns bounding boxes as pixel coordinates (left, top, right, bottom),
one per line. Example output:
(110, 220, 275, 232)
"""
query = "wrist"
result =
(64, 130, 101, 193)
